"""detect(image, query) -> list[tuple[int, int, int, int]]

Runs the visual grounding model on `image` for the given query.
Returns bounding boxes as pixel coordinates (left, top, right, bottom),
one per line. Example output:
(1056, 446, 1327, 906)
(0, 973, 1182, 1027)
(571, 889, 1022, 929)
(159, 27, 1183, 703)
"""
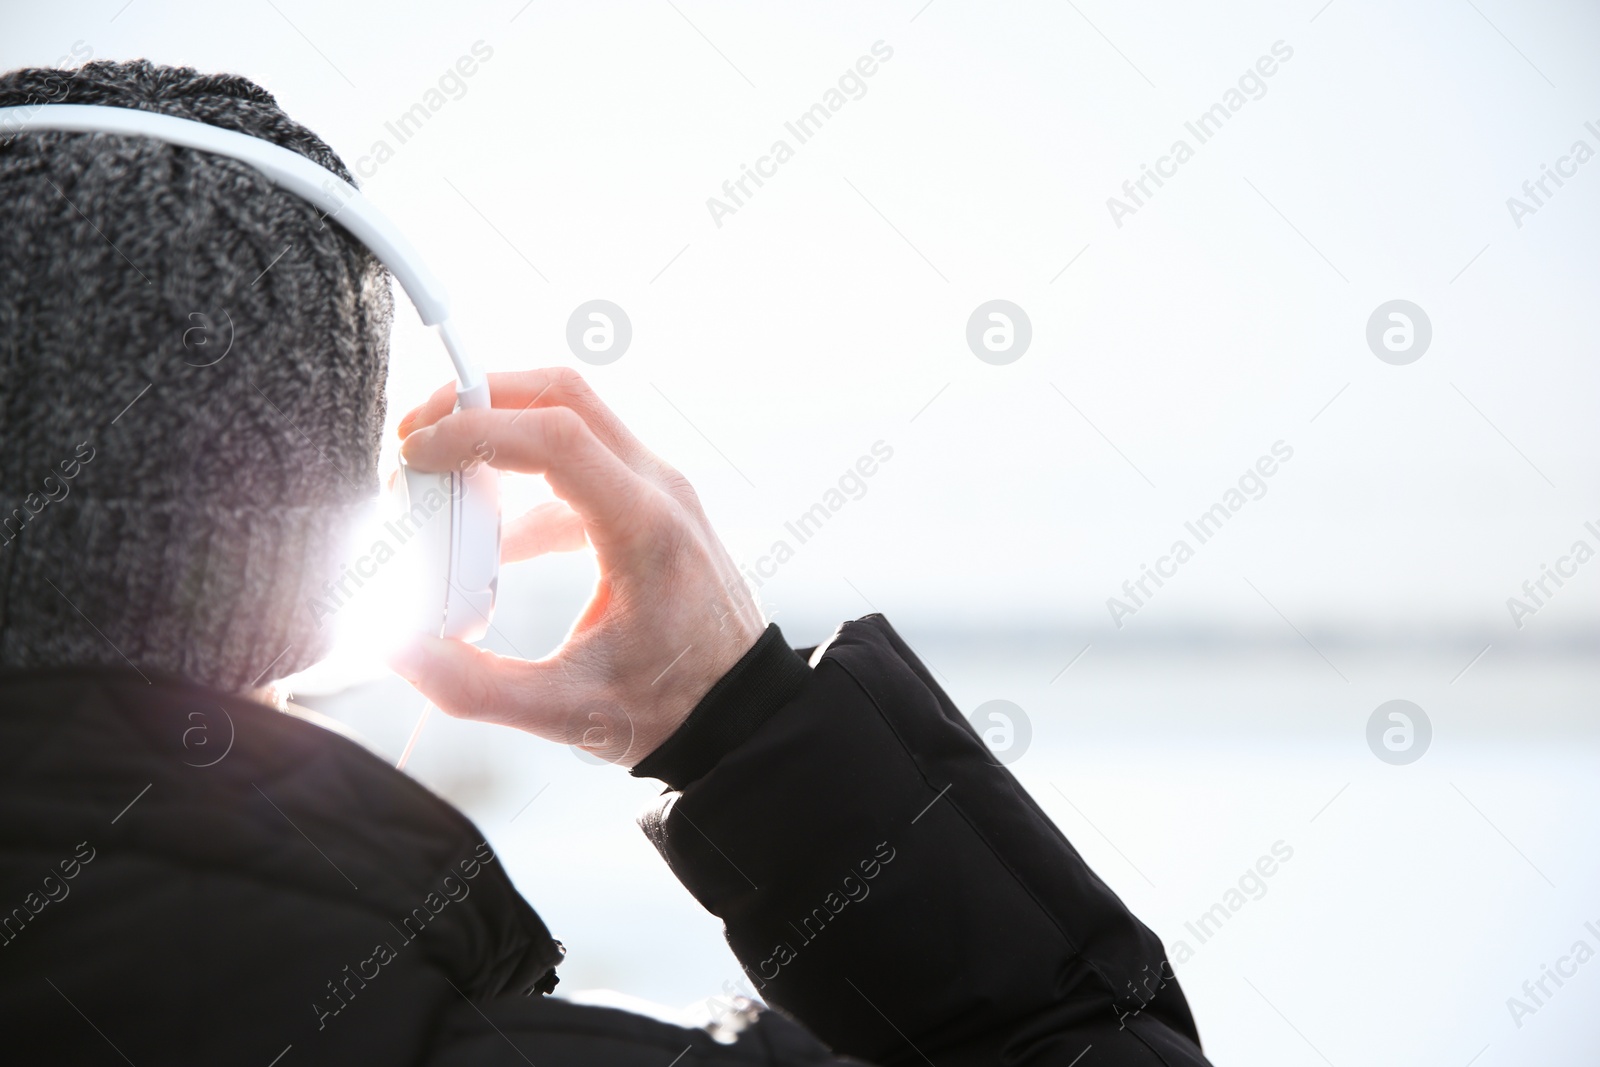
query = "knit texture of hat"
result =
(0, 60, 392, 692)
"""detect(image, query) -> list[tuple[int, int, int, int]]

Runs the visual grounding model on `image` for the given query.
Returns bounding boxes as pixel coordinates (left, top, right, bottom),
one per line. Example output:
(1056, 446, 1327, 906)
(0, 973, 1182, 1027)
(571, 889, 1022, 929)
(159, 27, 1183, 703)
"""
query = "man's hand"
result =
(388, 367, 765, 767)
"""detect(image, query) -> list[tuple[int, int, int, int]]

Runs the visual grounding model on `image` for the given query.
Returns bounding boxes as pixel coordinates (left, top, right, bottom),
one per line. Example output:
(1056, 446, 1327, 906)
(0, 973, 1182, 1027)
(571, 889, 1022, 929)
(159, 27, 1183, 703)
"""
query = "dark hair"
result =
(0, 60, 394, 690)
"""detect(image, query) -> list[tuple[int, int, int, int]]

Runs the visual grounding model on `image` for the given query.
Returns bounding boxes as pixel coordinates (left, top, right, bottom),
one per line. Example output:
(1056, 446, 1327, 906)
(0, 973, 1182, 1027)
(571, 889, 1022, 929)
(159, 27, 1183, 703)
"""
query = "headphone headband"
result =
(0, 103, 488, 406)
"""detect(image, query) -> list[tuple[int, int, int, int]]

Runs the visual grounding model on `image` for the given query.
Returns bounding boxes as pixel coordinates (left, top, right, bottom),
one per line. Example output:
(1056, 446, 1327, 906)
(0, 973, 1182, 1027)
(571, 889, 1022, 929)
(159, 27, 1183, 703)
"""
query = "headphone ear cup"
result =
(395, 460, 500, 642)
(396, 462, 456, 638)
(442, 462, 500, 642)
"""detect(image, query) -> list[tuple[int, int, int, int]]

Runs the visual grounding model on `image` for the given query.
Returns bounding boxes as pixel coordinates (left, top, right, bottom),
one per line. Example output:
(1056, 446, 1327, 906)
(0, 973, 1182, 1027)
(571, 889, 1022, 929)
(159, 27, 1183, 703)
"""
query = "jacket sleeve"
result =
(632, 616, 1212, 1067)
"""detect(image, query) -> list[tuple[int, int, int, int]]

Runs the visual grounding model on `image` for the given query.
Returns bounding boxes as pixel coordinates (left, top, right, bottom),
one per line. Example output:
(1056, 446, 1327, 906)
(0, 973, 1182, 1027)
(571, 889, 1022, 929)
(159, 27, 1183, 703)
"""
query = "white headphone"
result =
(0, 103, 501, 642)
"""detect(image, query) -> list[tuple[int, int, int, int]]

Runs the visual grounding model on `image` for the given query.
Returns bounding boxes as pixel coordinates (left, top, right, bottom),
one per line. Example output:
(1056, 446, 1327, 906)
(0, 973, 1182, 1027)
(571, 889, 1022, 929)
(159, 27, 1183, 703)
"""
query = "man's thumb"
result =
(387, 635, 526, 724)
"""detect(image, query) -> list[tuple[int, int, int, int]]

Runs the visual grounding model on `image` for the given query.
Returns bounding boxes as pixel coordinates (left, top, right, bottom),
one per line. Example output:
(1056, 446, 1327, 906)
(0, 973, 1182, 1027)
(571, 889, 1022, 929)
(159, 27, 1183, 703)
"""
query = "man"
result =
(0, 60, 1210, 1064)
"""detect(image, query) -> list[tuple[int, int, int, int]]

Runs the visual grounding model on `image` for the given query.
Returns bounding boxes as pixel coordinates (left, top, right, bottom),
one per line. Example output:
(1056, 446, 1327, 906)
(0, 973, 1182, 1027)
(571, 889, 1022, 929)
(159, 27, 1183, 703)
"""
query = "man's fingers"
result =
(387, 636, 642, 761)
(398, 368, 648, 466)
(502, 501, 588, 563)
(397, 380, 463, 439)
(388, 636, 556, 728)
(401, 406, 659, 550)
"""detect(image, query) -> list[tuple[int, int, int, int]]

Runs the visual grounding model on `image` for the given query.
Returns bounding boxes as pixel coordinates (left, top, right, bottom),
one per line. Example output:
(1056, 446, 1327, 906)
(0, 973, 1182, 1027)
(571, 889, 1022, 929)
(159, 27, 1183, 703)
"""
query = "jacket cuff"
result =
(631, 623, 810, 790)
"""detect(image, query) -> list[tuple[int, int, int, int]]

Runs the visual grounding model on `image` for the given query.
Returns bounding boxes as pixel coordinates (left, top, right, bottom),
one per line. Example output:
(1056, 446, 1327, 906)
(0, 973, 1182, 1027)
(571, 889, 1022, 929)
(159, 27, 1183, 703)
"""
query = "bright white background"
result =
(5, 2, 1598, 1063)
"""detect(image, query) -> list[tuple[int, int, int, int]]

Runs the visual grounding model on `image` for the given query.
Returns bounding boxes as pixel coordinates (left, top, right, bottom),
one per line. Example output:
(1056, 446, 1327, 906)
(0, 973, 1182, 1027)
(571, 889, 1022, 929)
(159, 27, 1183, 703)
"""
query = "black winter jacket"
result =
(0, 615, 1211, 1065)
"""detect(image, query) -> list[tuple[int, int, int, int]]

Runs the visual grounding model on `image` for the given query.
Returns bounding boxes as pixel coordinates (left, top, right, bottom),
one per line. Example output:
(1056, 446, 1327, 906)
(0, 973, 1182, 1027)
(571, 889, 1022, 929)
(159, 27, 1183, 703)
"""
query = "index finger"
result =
(399, 367, 647, 466)
(401, 405, 659, 552)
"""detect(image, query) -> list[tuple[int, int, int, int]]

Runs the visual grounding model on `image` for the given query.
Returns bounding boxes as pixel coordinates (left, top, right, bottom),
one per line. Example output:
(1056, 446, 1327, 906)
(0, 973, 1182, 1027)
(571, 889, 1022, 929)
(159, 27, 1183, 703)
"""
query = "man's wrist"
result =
(630, 623, 811, 789)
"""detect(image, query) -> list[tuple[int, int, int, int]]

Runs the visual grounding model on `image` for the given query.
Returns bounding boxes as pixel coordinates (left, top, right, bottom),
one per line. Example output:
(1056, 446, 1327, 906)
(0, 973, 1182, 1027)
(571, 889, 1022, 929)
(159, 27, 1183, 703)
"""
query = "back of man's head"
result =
(0, 59, 392, 692)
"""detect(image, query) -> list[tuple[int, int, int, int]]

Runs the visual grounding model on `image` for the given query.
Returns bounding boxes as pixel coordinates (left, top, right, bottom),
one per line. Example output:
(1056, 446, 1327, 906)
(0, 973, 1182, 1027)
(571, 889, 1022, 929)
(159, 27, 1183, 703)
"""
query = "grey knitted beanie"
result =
(0, 60, 392, 692)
